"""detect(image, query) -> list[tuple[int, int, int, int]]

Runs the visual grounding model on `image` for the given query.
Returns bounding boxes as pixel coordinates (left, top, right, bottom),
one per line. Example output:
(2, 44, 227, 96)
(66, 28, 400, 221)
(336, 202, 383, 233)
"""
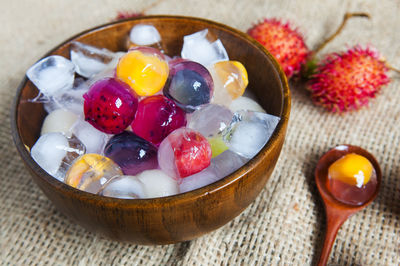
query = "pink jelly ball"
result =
(131, 95, 186, 146)
(83, 78, 138, 134)
(158, 127, 212, 178)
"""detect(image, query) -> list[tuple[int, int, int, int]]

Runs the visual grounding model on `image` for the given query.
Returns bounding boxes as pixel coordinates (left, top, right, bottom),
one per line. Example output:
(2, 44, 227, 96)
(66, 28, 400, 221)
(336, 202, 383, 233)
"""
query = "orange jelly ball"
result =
(210, 61, 248, 106)
(65, 154, 122, 194)
(327, 153, 377, 205)
(116, 48, 169, 96)
(215, 61, 248, 98)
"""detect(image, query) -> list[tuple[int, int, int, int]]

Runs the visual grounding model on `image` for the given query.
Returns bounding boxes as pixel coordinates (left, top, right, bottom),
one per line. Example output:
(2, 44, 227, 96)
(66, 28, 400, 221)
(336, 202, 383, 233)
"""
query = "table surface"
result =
(1, 0, 399, 265)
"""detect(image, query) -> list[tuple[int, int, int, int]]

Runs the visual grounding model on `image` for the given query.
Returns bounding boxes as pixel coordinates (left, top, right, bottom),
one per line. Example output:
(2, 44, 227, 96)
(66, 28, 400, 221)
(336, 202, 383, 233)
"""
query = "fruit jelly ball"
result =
(131, 95, 186, 146)
(136, 169, 179, 198)
(83, 78, 138, 134)
(65, 153, 123, 194)
(327, 153, 377, 205)
(104, 131, 158, 175)
(158, 127, 212, 178)
(208, 135, 229, 158)
(329, 153, 373, 186)
(210, 61, 248, 106)
(163, 60, 214, 113)
(40, 109, 78, 137)
(116, 47, 169, 96)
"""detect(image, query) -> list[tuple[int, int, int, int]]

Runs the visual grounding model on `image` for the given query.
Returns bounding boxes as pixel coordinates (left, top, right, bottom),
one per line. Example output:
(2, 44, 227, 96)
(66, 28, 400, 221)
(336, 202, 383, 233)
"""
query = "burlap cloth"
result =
(1, 0, 399, 264)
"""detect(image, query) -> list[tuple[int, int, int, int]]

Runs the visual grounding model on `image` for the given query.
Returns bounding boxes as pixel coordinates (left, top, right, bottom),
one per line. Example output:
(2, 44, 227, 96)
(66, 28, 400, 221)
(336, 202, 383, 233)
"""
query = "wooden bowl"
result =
(11, 15, 290, 244)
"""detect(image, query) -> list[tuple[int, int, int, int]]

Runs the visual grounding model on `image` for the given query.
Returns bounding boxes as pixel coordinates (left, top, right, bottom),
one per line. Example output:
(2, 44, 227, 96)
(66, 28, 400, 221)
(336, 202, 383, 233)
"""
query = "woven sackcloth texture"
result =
(1, 0, 399, 265)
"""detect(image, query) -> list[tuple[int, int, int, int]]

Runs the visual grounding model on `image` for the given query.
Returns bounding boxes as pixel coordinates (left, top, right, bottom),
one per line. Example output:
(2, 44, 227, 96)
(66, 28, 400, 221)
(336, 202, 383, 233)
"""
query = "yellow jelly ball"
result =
(214, 61, 248, 99)
(65, 154, 122, 191)
(328, 153, 373, 187)
(116, 50, 169, 96)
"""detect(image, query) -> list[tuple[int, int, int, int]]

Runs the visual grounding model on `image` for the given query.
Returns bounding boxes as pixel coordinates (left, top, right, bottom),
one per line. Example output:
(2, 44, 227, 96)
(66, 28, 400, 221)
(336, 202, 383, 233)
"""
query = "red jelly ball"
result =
(165, 128, 212, 178)
(84, 78, 138, 134)
(131, 95, 186, 146)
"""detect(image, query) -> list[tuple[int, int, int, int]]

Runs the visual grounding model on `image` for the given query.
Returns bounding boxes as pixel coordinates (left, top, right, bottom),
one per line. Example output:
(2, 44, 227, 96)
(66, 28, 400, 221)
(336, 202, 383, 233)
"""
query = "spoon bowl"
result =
(315, 144, 381, 265)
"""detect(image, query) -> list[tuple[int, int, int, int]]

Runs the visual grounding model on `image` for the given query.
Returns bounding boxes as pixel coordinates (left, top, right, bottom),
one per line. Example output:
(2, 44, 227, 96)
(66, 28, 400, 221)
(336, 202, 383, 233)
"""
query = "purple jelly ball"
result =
(163, 60, 214, 112)
(104, 131, 158, 175)
(84, 78, 138, 134)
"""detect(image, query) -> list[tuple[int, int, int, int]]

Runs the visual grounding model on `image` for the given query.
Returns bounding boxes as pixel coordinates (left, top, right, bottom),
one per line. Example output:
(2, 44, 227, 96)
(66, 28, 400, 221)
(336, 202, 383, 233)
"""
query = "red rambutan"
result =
(114, 0, 166, 21)
(115, 11, 144, 20)
(247, 18, 309, 78)
(309, 46, 390, 113)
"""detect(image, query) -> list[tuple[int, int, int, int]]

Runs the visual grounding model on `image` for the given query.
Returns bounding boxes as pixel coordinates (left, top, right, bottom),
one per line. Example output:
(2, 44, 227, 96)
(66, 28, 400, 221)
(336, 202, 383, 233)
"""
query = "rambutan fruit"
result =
(247, 19, 309, 78)
(309, 46, 390, 113)
(247, 13, 370, 80)
(247, 12, 397, 113)
(115, 11, 144, 20)
(114, 0, 166, 21)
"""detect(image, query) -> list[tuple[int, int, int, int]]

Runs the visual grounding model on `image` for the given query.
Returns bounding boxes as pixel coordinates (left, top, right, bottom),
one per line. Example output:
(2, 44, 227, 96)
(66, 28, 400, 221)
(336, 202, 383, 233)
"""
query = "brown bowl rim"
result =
(11, 15, 290, 207)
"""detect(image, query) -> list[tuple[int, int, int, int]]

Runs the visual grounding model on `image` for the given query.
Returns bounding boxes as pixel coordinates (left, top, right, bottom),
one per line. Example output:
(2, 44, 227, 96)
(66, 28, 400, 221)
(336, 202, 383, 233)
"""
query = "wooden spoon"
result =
(315, 144, 381, 266)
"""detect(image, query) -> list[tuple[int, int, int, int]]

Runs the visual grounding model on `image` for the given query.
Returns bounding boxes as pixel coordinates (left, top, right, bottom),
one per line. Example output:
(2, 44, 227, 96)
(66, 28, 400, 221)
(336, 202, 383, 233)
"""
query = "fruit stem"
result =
(314, 12, 371, 55)
(385, 62, 400, 75)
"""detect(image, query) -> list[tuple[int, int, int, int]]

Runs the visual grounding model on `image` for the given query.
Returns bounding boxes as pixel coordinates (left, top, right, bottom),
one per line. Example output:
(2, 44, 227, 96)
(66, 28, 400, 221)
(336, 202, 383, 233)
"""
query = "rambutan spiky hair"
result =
(310, 46, 390, 113)
(247, 18, 309, 78)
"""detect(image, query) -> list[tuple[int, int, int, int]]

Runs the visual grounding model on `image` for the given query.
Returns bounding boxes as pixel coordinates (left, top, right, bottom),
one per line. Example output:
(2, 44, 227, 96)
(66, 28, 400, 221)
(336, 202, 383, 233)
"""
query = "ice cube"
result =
(181, 29, 229, 67)
(129, 24, 161, 46)
(71, 119, 110, 154)
(41, 109, 78, 137)
(211, 150, 248, 178)
(179, 150, 248, 193)
(179, 167, 219, 193)
(53, 87, 87, 115)
(223, 111, 280, 158)
(26, 55, 75, 97)
(57, 135, 86, 181)
(31, 132, 68, 176)
(157, 137, 177, 178)
(31, 133, 85, 181)
(43, 99, 61, 114)
(136, 169, 179, 198)
(187, 104, 233, 138)
(70, 42, 115, 79)
(43, 78, 88, 114)
(187, 104, 232, 158)
(229, 96, 266, 113)
(99, 175, 146, 199)
(85, 52, 125, 87)
(44, 87, 88, 115)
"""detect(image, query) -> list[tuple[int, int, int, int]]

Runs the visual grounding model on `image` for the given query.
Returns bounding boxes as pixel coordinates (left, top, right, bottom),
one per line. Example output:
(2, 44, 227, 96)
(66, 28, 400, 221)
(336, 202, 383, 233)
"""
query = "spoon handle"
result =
(318, 209, 352, 266)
